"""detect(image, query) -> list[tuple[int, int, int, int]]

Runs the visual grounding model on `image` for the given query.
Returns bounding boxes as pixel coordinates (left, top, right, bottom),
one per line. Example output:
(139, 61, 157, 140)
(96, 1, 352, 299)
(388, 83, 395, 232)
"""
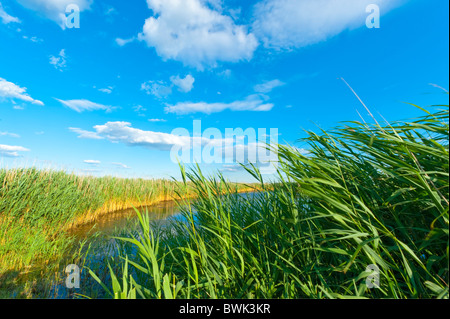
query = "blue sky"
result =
(0, 0, 448, 182)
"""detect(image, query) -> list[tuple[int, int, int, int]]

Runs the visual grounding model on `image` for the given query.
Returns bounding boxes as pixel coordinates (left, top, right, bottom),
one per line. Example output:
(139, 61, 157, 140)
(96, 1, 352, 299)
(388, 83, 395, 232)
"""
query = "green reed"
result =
(0, 168, 182, 297)
(94, 102, 448, 299)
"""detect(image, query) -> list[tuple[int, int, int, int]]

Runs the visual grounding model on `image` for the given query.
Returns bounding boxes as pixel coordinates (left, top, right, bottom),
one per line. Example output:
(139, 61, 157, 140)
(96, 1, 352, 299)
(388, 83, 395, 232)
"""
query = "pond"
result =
(49, 199, 185, 299)
(20, 192, 258, 299)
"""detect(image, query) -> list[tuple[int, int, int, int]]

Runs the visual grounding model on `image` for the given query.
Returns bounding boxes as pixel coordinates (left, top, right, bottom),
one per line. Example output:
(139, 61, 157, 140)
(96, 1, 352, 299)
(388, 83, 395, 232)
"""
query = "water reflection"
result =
(70, 200, 182, 240)
(37, 192, 257, 298)
(50, 200, 184, 299)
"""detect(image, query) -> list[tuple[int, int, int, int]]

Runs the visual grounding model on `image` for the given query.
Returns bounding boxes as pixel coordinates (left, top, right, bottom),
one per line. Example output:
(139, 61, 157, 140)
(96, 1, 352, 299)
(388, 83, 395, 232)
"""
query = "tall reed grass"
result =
(0, 166, 253, 297)
(94, 103, 448, 299)
(0, 169, 182, 297)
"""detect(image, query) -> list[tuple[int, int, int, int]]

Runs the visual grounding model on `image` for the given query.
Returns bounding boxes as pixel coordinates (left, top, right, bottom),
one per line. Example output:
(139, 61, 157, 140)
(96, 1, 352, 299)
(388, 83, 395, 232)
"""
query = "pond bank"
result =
(64, 187, 257, 232)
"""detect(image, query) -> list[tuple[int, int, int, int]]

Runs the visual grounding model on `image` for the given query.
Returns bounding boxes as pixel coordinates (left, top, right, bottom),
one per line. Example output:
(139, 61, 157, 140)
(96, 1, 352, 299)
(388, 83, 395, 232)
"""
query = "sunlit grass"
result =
(94, 102, 448, 299)
(0, 169, 184, 297)
(0, 165, 254, 298)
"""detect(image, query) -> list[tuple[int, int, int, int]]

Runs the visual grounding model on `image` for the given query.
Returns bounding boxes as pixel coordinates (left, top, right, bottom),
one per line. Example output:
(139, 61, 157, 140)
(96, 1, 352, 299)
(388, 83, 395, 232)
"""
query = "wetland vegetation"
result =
(0, 103, 448, 299)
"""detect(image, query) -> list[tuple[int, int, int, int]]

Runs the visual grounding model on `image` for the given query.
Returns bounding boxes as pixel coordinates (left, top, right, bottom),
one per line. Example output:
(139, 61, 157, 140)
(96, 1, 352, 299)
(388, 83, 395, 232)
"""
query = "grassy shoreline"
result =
(0, 166, 255, 292)
(0, 170, 176, 273)
(1, 102, 448, 299)
(92, 103, 449, 299)
(66, 186, 256, 231)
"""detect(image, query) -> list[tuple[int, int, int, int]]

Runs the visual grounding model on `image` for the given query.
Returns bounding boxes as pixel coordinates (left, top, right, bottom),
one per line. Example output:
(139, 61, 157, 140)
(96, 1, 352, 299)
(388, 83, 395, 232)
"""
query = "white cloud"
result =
(73, 121, 194, 151)
(148, 118, 167, 123)
(142, 74, 195, 98)
(70, 121, 278, 173)
(56, 99, 113, 113)
(0, 131, 20, 138)
(252, 0, 402, 50)
(115, 37, 136, 46)
(69, 121, 240, 153)
(138, 0, 258, 69)
(164, 94, 274, 115)
(22, 35, 43, 43)
(218, 69, 232, 78)
(170, 74, 195, 93)
(84, 159, 101, 165)
(0, 3, 21, 24)
(98, 86, 113, 94)
(49, 49, 67, 71)
(69, 127, 104, 139)
(0, 77, 44, 105)
(220, 164, 241, 173)
(112, 162, 130, 169)
(0, 144, 30, 157)
(16, 0, 92, 29)
(105, 6, 116, 16)
(134, 105, 147, 112)
(133, 105, 147, 117)
(254, 79, 285, 93)
(141, 80, 172, 98)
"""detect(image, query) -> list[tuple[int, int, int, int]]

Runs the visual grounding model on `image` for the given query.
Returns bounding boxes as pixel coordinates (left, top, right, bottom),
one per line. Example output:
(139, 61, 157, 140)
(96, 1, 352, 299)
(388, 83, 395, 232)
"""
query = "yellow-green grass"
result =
(0, 169, 183, 274)
(0, 166, 255, 298)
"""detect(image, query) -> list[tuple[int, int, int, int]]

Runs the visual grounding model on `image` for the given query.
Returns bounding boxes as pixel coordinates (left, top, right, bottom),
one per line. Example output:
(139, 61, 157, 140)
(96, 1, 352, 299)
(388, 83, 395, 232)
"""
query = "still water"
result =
(49, 199, 185, 299)
(41, 192, 257, 298)
(69, 199, 183, 240)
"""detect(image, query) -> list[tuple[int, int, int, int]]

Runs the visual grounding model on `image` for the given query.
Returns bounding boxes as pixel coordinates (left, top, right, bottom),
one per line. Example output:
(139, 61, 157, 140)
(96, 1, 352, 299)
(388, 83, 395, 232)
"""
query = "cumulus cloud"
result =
(132, 105, 147, 117)
(68, 127, 104, 140)
(138, 0, 258, 69)
(148, 118, 167, 123)
(142, 74, 196, 98)
(70, 121, 278, 173)
(170, 74, 195, 93)
(254, 79, 285, 93)
(252, 0, 402, 50)
(164, 94, 274, 115)
(0, 144, 30, 157)
(56, 98, 113, 113)
(115, 37, 136, 46)
(22, 35, 43, 43)
(69, 121, 232, 152)
(73, 121, 194, 151)
(0, 3, 21, 24)
(98, 86, 113, 94)
(49, 49, 67, 71)
(141, 80, 173, 98)
(16, 0, 92, 29)
(0, 77, 44, 105)
(84, 159, 101, 165)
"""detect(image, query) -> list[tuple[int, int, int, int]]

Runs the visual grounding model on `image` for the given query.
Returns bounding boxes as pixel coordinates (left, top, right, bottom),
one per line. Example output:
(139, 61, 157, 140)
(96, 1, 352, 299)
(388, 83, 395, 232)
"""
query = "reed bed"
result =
(0, 169, 181, 275)
(94, 103, 449, 299)
(0, 166, 253, 297)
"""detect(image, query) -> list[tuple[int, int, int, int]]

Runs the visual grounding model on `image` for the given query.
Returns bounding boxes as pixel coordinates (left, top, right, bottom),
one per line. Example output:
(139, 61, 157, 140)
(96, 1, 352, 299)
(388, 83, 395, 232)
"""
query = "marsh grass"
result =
(94, 103, 449, 299)
(0, 169, 184, 297)
(0, 165, 253, 297)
